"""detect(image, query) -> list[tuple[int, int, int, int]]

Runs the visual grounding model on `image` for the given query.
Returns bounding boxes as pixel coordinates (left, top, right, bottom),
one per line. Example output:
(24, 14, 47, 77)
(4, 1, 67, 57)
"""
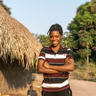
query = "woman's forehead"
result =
(50, 30, 60, 35)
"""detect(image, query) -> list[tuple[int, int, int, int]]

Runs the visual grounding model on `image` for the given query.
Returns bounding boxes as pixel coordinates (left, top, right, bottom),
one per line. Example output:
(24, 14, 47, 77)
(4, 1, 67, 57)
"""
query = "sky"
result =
(3, 0, 91, 35)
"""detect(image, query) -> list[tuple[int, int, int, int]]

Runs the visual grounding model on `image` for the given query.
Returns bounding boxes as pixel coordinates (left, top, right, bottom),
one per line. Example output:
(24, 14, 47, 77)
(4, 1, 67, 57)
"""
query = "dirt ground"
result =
(0, 73, 96, 96)
(32, 73, 96, 96)
(70, 79, 96, 96)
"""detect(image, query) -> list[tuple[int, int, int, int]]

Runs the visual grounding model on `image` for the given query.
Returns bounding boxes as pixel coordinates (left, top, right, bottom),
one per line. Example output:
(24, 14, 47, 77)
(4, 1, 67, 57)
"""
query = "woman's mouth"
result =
(53, 42, 57, 44)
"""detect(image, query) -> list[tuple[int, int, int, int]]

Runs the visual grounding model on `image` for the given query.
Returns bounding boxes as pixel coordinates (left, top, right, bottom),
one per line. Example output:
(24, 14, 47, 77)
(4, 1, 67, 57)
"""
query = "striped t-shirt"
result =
(38, 45, 73, 92)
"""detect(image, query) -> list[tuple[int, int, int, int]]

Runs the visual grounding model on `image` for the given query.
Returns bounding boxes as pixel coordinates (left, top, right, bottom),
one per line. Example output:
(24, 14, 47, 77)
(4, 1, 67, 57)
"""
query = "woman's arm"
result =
(44, 58, 74, 72)
(38, 59, 60, 74)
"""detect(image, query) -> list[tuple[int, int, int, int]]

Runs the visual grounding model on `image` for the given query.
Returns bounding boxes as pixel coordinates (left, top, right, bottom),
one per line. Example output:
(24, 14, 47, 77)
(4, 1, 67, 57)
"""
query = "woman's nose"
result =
(53, 37, 56, 40)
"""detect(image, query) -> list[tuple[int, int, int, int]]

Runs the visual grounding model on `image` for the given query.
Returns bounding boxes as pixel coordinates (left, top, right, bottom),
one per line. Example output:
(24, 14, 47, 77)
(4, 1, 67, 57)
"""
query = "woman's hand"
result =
(44, 61, 50, 68)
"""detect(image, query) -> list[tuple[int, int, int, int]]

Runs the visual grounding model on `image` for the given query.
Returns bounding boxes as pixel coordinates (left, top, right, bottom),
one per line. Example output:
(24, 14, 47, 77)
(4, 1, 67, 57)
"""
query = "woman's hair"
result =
(47, 24, 63, 35)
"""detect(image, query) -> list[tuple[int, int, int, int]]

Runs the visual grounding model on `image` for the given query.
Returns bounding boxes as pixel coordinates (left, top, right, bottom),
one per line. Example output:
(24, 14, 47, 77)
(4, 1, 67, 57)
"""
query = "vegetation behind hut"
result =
(0, 0, 11, 15)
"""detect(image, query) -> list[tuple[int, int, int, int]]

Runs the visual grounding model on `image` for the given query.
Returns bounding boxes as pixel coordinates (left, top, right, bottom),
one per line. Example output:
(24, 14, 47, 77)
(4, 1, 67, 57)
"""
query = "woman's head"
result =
(47, 24, 63, 35)
(48, 24, 63, 47)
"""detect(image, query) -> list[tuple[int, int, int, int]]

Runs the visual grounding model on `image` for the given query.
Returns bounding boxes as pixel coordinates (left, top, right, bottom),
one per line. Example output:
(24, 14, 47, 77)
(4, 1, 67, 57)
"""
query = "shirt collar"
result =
(49, 45, 63, 51)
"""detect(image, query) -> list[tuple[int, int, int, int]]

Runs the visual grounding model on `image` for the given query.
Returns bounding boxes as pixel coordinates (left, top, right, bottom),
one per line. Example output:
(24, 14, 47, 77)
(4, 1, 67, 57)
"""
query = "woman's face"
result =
(50, 31, 62, 47)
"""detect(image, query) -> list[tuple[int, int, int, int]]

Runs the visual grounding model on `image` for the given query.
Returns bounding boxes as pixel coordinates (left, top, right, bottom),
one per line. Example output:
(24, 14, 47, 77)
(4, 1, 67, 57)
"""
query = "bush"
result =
(72, 62, 96, 82)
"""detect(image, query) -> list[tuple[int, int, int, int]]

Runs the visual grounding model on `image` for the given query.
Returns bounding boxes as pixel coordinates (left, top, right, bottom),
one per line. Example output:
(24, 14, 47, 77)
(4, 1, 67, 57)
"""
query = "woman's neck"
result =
(51, 44, 60, 53)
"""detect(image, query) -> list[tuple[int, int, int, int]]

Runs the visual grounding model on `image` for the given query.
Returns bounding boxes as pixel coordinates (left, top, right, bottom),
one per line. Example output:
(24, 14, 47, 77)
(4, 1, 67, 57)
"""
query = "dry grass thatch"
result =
(0, 5, 42, 69)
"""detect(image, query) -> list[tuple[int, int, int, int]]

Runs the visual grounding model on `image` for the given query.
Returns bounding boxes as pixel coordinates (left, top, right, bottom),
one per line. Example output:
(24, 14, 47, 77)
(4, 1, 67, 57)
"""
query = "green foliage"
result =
(36, 34, 51, 47)
(63, 32, 75, 49)
(0, 0, 11, 15)
(68, 0, 96, 64)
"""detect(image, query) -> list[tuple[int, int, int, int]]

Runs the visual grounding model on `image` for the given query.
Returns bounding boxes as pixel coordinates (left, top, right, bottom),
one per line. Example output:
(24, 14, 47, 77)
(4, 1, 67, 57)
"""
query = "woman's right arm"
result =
(38, 59, 59, 74)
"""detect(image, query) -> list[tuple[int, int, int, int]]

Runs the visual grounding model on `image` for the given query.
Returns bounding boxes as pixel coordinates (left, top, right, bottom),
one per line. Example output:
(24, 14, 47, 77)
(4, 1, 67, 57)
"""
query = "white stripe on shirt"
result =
(38, 56, 45, 60)
(45, 53, 66, 59)
(42, 80, 69, 88)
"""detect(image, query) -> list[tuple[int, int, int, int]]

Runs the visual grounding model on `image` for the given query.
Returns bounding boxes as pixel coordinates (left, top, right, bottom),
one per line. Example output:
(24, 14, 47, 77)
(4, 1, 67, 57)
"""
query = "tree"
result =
(36, 34, 51, 47)
(0, 0, 11, 15)
(63, 32, 74, 48)
(68, 0, 96, 64)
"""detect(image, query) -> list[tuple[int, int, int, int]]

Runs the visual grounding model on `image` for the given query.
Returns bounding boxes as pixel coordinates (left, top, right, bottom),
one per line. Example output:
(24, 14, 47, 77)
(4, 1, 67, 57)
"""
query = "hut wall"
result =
(0, 59, 33, 96)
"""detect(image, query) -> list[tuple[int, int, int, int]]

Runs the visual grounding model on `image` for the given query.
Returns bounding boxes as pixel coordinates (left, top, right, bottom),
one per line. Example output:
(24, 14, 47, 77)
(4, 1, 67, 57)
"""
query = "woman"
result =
(38, 24, 74, 96)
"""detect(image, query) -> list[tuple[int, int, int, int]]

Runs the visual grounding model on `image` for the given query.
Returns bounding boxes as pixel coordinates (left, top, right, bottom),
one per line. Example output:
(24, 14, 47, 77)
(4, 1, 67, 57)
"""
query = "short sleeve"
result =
(38, 48, 46, 60)
(66, 48, 73, 59)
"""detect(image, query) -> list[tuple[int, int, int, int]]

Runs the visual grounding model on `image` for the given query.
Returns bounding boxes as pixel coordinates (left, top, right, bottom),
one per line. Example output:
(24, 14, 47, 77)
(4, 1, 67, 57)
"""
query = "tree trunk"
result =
(87, 54, 89, 65)
(86, 44, 89, 65)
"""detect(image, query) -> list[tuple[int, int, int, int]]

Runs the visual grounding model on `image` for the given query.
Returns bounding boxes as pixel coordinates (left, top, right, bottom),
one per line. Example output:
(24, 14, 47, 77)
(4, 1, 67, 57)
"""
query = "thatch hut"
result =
(0, 5, 42, 96)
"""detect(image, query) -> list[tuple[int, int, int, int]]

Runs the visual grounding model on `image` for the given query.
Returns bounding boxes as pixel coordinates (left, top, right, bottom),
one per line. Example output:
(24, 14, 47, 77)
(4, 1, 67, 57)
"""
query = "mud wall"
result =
(0, 59, 33, 96)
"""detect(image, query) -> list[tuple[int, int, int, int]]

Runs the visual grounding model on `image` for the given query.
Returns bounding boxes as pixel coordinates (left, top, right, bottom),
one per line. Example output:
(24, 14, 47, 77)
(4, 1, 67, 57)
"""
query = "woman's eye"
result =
(50, 35, 59, 38)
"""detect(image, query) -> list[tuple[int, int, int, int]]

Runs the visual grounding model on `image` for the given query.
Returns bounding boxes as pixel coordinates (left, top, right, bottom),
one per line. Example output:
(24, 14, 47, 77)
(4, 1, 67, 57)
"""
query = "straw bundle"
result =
(0, 5, 42, 69)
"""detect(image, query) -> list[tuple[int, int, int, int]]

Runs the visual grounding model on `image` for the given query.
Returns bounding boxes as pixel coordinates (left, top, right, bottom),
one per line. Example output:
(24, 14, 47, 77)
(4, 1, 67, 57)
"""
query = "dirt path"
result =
(32, 73, 96, 96)
(69, 79, 96, 96)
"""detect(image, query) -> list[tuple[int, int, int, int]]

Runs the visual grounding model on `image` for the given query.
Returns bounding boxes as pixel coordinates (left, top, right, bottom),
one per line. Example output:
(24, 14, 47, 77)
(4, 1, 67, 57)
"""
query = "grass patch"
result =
(72, 62, 96, 82)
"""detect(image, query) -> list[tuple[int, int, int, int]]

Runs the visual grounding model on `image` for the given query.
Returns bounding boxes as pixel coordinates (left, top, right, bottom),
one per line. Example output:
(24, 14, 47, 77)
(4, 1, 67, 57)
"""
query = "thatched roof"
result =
(0, 5, 42, 69)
